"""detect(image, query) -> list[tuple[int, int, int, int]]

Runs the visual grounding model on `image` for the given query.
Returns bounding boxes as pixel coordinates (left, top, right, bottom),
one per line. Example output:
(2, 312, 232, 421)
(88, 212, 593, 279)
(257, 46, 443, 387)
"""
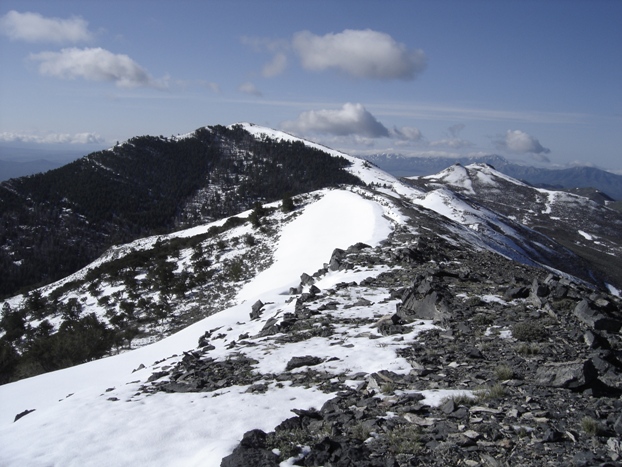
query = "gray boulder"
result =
(250, 300, 264, 320)
(535, 359, 598, 389)
(285, 355, 323, 371)
(573, 300, 621, 332)
(399, 290, 450, 323)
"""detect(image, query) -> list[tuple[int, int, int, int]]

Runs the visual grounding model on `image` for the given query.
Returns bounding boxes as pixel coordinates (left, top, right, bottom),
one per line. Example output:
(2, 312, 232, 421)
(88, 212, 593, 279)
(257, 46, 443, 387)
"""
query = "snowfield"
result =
(0, 189, 403, 467)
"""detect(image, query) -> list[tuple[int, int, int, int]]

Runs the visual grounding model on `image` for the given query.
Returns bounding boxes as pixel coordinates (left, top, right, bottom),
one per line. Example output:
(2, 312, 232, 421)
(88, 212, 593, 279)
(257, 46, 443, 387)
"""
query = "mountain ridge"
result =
(1, 125, 622, 466)
(0, 123, 363, 298)
(403, 162, 622, 293)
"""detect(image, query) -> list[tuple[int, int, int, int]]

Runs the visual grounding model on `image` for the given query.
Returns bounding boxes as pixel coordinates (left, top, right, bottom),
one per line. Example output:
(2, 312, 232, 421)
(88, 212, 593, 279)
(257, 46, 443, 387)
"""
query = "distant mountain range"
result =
(359, 153, 622, 201)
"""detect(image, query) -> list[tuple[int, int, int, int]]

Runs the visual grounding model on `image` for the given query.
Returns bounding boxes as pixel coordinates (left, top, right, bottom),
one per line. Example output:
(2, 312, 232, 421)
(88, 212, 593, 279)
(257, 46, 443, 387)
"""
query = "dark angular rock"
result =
(300, 272, 315, 286)
(259, 317, 279, 336)
(542, 428, 563, 443)
(377, 323, 407, 336)
(467, 347, 484, 359)
(531, 279, 550, 298)
(399, 290, 450, 323)
(220, 429, 279, 467)
(275, 416, 303, 432)
(503, 286, 530, 300)
(198, 331, 212, 347)
(551, 284, 569, 299)
(14, 409, 35, 422)
(590, 354, 615, 374)
(346, 242, 371, 253)
(572, 451, 598, 467)
(535, 359, 598, 389)
(328, 248, 346, 271)
(285, 355, 324, 371)
(250, 300, 264, 320)
(440, 398, 455, 414)
(583, 330, 610, 349)
(573, 299, 622, 332)
(354, 297, 373, 307)
(304, 437, 342, 466)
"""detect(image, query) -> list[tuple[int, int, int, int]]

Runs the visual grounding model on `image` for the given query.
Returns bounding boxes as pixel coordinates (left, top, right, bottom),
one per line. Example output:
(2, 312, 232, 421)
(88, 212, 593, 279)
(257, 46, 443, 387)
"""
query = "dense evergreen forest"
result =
(0, 124, 362, 298)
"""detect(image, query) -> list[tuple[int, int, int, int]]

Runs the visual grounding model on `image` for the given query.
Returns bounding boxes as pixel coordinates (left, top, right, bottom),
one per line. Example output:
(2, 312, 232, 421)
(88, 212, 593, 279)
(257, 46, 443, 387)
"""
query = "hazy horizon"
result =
(1, 1, 620, 170)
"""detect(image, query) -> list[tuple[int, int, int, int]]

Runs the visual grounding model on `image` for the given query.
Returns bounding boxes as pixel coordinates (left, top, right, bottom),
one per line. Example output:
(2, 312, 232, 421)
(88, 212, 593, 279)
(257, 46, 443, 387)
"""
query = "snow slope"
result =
(0, 189, 396, 467)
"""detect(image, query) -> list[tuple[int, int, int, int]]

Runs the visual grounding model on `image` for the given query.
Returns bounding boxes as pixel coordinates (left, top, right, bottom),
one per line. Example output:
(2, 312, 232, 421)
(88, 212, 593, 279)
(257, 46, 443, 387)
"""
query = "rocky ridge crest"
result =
(138, 227, 622, 466)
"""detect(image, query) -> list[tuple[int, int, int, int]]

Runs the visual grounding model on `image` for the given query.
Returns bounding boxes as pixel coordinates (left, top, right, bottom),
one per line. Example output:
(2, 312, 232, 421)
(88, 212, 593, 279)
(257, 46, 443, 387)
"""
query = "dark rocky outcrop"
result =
(220, 429, 280, 467)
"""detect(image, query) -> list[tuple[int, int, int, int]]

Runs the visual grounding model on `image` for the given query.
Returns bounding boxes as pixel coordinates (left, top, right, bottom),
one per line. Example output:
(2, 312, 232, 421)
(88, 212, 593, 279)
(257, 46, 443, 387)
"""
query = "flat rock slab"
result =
(535, 359, 598, 389)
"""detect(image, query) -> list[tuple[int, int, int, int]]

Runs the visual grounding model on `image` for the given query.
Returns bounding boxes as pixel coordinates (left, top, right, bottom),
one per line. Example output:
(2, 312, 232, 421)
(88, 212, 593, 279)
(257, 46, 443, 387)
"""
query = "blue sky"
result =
(0, 0, 620, 169)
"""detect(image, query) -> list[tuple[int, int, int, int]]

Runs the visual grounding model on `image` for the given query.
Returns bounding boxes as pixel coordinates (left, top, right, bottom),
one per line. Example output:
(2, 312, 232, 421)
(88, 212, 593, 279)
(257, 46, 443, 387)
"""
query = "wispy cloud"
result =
(429, 138, 474, 149)
(238, 81, 262, 97)
(240, 36, 290, 77)
(447, 123, 465, 138)
(262, 53, 287, 78)
(391, 126, 423, 141)
(292, 29, 426, 80)
(29, 47, 166, 89)
(283, 103, 389, 138)
(0, 10, 92, 43)
(370, 103, 594, 125)
(0, 131, 105, 144)
(198, 80, 221, 93)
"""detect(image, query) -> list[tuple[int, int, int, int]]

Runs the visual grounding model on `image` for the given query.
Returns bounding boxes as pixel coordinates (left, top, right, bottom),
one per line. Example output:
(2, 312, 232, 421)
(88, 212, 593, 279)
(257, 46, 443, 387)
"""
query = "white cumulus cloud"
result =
(498, 129, 550, 154)
(283, 103, 389, 138)
(292, 29, 426, 80)
(29, 47, 163, 89)
(0, 10, 92, 43)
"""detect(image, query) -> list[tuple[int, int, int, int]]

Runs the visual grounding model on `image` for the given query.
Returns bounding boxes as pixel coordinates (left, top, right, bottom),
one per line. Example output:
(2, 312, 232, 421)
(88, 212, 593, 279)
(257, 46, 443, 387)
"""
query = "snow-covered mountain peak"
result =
(413, 162, 531, 195)
(236, 123, 406, 189)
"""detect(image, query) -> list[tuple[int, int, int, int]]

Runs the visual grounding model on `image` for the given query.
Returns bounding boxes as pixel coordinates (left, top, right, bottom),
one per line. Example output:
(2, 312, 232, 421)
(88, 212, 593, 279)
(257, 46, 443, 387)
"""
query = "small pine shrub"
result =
(381, 382, 395, 395)
(476, 383, 506, 401)
(581, 416, 602, 436)
(512, 321, 547, 342)
(472, 313, 494, 326)
(350, 422, 372, 441)
(495, 364, 514, 381)
(384, 425, 422, 455)
(516, 343, 540, 355)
